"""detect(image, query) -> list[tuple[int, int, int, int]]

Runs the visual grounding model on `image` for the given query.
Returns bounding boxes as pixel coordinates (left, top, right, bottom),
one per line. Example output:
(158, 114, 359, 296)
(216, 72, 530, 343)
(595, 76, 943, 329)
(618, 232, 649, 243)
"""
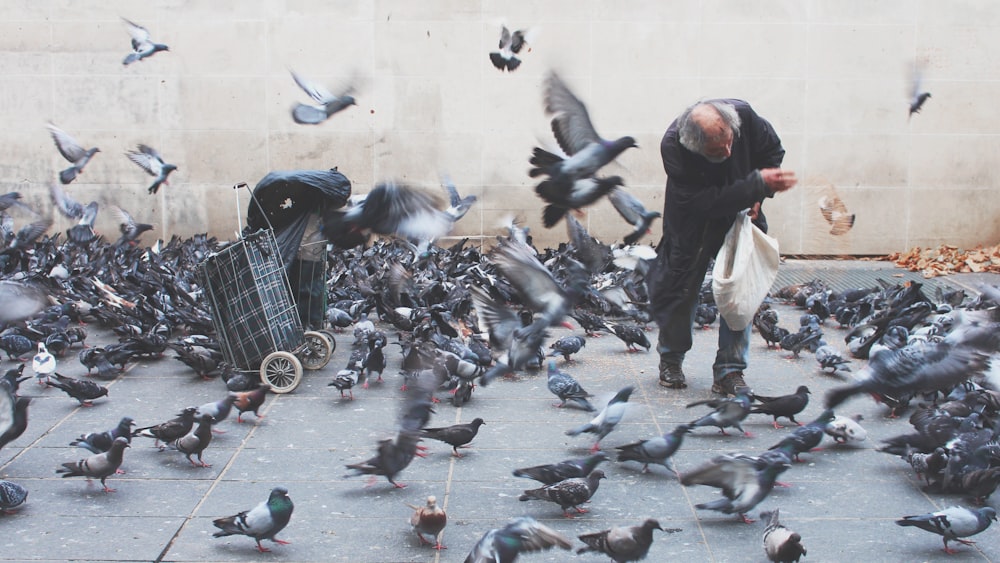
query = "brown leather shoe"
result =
(711, 372, 749, 397)
(658, 360, 687, 389)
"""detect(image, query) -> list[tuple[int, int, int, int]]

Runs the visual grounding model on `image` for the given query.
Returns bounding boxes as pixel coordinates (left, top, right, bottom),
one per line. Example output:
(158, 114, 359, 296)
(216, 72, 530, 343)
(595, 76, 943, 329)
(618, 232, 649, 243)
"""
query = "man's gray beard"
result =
(703, 154, 729, 164)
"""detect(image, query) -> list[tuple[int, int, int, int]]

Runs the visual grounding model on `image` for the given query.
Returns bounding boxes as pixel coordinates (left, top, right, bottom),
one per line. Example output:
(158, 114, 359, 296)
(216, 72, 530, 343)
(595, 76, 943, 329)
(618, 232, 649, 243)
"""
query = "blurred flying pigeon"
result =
(577, 518, 680, 563)
(548, 335, 586, 362)
(680, 453, 790, 523)
(422, 417, 485, 457)
(513, 452, 609, 486)
(908, 61, 932, 118)
(49, 182, 99, 244)
(344, 429, 423, 488)
(489, 25, 533, 72)
(824, 413, 867, 444)
(55, 436, 129, 492)
(110, 205, 154, 246)
(442, 176, 477, 222)
(289, 70, 356, 125)
(750, 386, 810, 429)
(213, 486, 294, 553)
(464, 516, 572, 563)
(321, 182, 452, 249)
(896, 506, 996, 554)
(70, 416, 134, 454)
(519, 469, 606, 518)
(566, 386, 635, 452)
(0, 281, 48, 323)
(761, 509, 806, 563)
(195, 394, 237, 430)
(818, 192, 854, 236)
(0, 395, 30, 450)
(534, 173, 624, 228)
(46, 373, 108, 406)
(406, 495, 447, 550)
(615, 424, 691, 476)
(0, 480, 27, 513)
(126, 144, 177, 194)
(172, 413, 214, 467)
(0, 365, 28, 397)
(546, 361, 595, 412)
(121, 18, 169, 65)
(46, 123, 99, 184)
(608, 187, 661, 245)
(687, 389, 754, 437)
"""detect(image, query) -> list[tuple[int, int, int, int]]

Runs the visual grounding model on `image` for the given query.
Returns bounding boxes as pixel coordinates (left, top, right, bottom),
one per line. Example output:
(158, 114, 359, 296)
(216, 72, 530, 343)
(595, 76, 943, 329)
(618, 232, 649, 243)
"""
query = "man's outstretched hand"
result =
(761, 168, 797, 193)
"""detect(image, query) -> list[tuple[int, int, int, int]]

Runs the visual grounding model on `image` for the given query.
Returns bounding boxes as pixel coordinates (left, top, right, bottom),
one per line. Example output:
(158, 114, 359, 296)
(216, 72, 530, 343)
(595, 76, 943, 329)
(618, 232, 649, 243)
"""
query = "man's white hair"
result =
(677, 100, 742, 155)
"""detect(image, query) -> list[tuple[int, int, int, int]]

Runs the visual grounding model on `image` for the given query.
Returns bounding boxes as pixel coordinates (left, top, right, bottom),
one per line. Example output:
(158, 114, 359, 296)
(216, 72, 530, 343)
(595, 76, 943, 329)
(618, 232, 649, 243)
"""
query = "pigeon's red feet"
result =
(743, 431, 754, 438)
(589, 443, 601, 454)
(102, 486, 117, 493)
(433, 542, 447, 550)
(273, 539, 290, 546)
(772, 422, 783, 430)
(739, 513, 755, 524)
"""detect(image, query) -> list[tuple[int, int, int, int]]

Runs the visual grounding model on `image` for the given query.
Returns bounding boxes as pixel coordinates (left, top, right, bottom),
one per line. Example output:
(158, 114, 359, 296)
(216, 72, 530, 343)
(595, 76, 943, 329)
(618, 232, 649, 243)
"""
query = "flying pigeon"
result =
(121, 18, 169, 65)
(513, 452, 609, 486)
(566, 385, 635, 452)
(46, 123, 100, 184)
(818, 192, 855, 236)
(110, 205, 154, 246)
(70, 416, 135, 454)
(55, 436, 129, 492)
(464, 516, 572, 563)
(761, 509, 807, 563)
(615, 424, 691, 476)
(0, 281, 48, 324)
(681, 454, 790, 523)
(687, 389, 754, 437)
(518, 469, 606, 518)
(320, 182, 452, 249)
(534, 173, 624, 228)
(31, 342, 56, 385)
(442, 177, 477, 222)
(896, 506, 996, 554)
(171, 413, 213, 467)
(422, 417, 485, 457)
(406, 495, 447, 550)
(45, 373, 108, 406)
(289, 70, 357, 125)
(577, 518, 680, 563)
(0, 480, 28, 514)
(546, 361, 595, 412)
(344, 429, 423, 488)
(213, 486, 294, 553)
(125, 144, 177, 195)
(0, 395, 30, 450)
(489, 25, 533, 72)
(908, 61, 932, 118)
(608, 187, 661, 245)
(750, 386, 811, 429)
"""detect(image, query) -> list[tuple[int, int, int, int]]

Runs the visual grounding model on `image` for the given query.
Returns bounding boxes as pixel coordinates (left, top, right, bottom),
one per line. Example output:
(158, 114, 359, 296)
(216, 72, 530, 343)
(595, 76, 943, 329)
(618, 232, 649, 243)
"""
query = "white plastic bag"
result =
(711, 210, 780, 330)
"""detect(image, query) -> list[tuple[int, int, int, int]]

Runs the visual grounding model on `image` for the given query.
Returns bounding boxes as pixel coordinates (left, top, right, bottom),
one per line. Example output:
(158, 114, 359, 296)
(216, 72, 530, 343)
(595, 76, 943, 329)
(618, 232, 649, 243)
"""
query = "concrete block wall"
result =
(2, 0, 998, 254)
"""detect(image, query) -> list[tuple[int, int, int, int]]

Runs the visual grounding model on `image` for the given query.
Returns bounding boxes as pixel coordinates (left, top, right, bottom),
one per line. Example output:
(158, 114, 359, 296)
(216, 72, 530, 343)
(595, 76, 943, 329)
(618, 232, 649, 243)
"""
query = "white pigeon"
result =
(824, 414, 867, 444)
(32, 342, 56, 385)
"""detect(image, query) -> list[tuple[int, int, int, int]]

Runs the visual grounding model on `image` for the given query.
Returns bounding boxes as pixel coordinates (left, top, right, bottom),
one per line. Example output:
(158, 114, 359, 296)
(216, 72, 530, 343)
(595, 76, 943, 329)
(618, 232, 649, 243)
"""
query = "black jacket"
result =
(654, 99, 785, 300)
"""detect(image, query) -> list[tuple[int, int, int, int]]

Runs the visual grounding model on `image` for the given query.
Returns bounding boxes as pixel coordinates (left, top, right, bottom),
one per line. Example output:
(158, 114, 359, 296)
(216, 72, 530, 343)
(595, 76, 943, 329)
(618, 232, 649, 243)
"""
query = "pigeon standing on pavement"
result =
(815, 344, 851, 373)
(121, 18, 169, 65)
(611, 324, 651, 352)
(289, 70, 357, 125)
(233, 385, 269, 422)
(329, 369, 360, 400)
(767, 409, 836, 463)
(761, 509, 807, 563)
(70, 416, 135, 454)
(464, 516, 572, 563)
(577, 518, 680, 562)
(0, 480, 27, 513)
(196, 395, 237, 431)
(45, 373, 109, 406)
(172, 413, 214, 467)
(566, 385, 635, 452)
(422, 418, 485, 457)
(513, 452, 609, 485)
(546, 361, 595, 412)
(32, 342, 56, 386)
(46, 123, 100, 184)
(548, 335, 586, 362)
(896, 506, 996, 554)
(132, 406, 198, 449)
(406, 495, 447, 550)
(55, 436, 129, 492)
(687, 389, 754, 437)
(615, 424, 691, 476)
(750, 386, 811, 429)
(126, 144, 177, 195)
(213, 486, 294, 553)
(519, 469, 606, 518)
(49, 181, 99, 244)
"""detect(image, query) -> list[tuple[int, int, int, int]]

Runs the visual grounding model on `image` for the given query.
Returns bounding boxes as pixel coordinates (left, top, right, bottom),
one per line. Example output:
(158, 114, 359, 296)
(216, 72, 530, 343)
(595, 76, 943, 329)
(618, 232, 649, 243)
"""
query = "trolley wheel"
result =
(260, 351, 303, 394)
(301, 331, 333, 371)
(316, 329, 338, 354)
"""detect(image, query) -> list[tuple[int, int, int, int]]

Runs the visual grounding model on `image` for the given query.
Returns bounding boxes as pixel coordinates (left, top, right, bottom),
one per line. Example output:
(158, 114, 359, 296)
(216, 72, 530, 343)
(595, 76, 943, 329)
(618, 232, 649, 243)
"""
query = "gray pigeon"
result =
(289, 70, 357, 125)
(566, 385, 635, 452)
(546, 361, 594, 412)
(762, 509, 806, 563)
(46, 123, 100, 184)
(615, 424, 691, 476)
(489, 25, 532, 72)
(815, 344, 851, 373)
(513, 452, 609, 485)
(608, 187, 661, 245)
(0, 395, 30, 450)
(680, 454, 790, 523)
(442, 177, 477, 222)
(195, 394, 237, 430)
(121, 18, 169, 65)
(110, 205, 154, 246)
(56, 436, 130, 492)
(49, 182, 99, 244)
(519, 469, 606, 518)
(577, 518, 681, 562)
(548, 335, 587, 363)
(464, 516, 572, 563)
(70, 416, 135, 454)
(213, 486, 294, 553)
(344, 429, 423, 488)
(896, 506, 996, 554)
(321, 182, 452, 249)
(687, 389, 754, 437)
(908, 61, 931, 118)
(125, 144, 177, 194)
(172, 413, 214, 467)
(0, 480, 27, 513)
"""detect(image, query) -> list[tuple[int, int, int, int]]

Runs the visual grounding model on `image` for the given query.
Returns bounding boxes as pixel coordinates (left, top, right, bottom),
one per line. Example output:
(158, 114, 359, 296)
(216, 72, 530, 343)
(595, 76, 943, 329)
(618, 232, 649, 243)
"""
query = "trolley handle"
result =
(232, 181, 279, 238)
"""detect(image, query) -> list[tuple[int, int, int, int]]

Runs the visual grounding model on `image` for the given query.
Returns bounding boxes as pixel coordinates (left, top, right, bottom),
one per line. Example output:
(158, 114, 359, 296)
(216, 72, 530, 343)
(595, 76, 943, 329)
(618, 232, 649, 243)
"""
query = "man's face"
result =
(702, 127, 733, 163)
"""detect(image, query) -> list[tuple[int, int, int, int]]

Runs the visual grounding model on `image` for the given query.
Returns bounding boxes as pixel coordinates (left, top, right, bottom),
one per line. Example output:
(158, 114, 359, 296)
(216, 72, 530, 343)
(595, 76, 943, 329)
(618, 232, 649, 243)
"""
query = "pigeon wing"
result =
(543, 71, 601, 155)
(46, 124, 86, 163)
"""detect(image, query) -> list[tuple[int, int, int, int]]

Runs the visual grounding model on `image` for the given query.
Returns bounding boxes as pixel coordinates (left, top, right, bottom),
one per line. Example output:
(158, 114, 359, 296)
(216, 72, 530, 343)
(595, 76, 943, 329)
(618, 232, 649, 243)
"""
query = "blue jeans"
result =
(656, 290, 750, 383)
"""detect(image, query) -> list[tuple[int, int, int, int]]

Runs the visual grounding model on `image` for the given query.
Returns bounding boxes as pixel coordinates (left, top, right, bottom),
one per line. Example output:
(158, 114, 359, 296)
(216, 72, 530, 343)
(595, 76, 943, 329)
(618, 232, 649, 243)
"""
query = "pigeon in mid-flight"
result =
(46, 124, 100, 184)
(49, 182, 99, 244)
(464, 516, 572, 563)
(0, 395, 30, 451)
(213, 486, 294, 553)
(896, 506, 996, 554)
(818, 191, 855, 236)
(289, 70, 357, 125)
(126, 144, 177, 194)
(608, 187, 661, 245)
(441, 177, 477, 222)
(681, 454, 790, 524)
(489, 25, 534, 72)
(110, 205, 154, 246)
(908, 61, 932, 118)
(121, 18, 169, 65)
(321, 182, 452, 250)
